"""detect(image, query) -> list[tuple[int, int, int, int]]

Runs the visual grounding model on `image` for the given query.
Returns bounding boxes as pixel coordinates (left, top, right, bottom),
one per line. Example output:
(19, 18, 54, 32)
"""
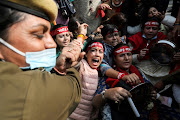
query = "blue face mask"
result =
(142, 34, 157, 40)
(0, 38, 56, 72)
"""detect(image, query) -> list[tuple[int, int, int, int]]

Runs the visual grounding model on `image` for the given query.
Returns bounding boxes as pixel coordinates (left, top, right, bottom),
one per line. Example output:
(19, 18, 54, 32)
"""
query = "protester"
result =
(147, 7, 176, 28)
(127, 16, 177, 108)
(106, 43, 158, 120)
(97, 24, 140, 94)
(94, 24, 139, 119)
(0, 0, 88, 120)
(106, 43, 144, 89)
(127, 17, 169, 85)
(51, 24, 71, 58)
(68, 40, 104, 120)
(140, 6, 176, 36)
(104, 43, 180, 120)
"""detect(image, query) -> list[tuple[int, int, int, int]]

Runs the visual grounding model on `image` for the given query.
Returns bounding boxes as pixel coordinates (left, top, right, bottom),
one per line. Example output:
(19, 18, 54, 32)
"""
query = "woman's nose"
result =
(113, 35, 117, 39)
(124, 54, 129, 59)
(44, 34, 57, 49)
(64, 36, 69, 41)
(95, 50, 102, 56)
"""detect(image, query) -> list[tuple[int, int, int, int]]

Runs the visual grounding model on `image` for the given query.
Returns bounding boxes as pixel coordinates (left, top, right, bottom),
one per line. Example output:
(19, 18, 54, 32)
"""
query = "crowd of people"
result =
(0, 0, 180, 120)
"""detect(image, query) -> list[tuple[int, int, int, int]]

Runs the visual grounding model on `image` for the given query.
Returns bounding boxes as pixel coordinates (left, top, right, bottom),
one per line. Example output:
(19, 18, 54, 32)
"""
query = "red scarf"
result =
(106, 65, 144, 88)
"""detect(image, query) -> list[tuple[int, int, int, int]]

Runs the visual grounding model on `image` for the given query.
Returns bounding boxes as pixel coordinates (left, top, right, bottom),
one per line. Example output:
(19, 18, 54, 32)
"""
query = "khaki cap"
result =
(0, 0, 58, 22)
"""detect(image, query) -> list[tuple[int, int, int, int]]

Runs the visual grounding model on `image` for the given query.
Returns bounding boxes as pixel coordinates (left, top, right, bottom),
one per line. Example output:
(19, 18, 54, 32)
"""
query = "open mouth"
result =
(91, 58, 101, 68)
(89, 57, 102, 69)
(92, 59, 100, 63)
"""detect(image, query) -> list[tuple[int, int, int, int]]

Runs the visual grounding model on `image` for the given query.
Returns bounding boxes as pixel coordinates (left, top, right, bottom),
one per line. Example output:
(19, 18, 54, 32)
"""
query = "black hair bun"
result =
(0, 5, 12, 24)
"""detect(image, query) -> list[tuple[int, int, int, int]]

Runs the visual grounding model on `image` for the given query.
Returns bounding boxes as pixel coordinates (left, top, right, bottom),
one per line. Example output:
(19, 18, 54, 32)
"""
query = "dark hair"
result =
(83, 40, 104, 53)
(0, 5, 26, 40)
(68, 17, 78, 33)
(140, 5, 159, 23)
(50, 24, 69, 53)
(113, 42, 130, 54)
(50, 24, 67, 39)
(101, 24, 118, 39)
(141, 16, 161, 29)
(109, 13, 127, 27)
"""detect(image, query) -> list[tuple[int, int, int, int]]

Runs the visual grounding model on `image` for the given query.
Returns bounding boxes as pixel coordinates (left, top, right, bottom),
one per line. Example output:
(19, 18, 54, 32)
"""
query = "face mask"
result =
(0, 38, 56, 72)
(142, 34, 157, 40)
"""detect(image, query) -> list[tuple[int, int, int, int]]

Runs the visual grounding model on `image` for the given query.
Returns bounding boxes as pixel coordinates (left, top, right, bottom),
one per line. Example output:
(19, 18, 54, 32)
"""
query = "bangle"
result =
(77, 34, 85, 41)
(117, 72, 125, 79)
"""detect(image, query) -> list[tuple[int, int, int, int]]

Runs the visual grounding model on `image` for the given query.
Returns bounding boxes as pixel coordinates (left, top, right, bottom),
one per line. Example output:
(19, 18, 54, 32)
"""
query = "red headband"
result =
(113, 46, 131, 56)
(50, 26, 69, 36)
(145, 21, 159, 27)
(105, 30, 118, 37)
(86, 42, 104, 52)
